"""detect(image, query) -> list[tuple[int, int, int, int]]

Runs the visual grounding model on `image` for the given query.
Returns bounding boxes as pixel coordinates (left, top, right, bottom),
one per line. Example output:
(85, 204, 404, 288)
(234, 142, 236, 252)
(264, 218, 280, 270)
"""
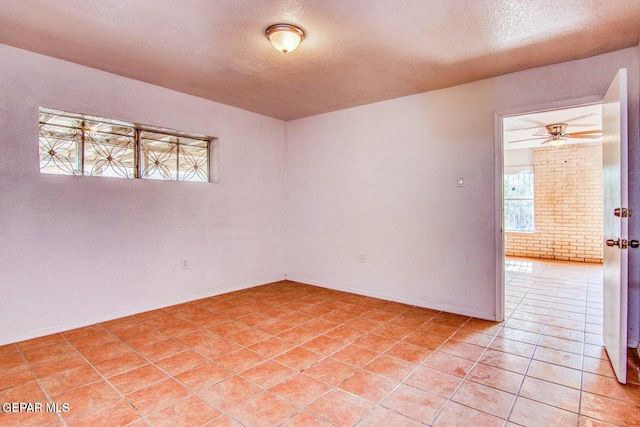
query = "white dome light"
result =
(266, 24, 305, 55)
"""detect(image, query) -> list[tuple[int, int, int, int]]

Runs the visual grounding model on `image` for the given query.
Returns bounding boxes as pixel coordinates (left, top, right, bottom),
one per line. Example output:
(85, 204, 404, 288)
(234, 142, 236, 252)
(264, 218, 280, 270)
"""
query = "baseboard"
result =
(0, 275, 285, 346)
(285, 275, 497, 321)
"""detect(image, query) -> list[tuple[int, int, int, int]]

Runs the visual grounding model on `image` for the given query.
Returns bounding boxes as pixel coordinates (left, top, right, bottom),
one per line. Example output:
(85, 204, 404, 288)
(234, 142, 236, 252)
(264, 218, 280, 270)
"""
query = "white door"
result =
(602, 68, 629, 384)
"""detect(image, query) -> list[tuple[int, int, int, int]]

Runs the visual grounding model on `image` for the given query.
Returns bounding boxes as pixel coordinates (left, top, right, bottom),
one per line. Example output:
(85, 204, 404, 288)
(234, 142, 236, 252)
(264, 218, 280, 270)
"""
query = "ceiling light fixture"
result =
(266, 24, 305, 54)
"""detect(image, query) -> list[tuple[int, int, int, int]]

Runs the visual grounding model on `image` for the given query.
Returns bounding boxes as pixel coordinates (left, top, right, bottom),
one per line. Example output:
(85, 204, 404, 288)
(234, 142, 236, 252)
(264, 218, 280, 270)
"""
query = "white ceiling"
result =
(503, 103, 602, 150)
(0, 1, 639, 121)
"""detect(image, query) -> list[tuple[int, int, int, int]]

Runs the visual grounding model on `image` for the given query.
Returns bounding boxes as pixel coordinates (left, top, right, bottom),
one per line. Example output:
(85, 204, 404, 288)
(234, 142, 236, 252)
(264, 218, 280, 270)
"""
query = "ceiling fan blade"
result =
(540, 138, 551, 145)
(566, 129, 602, 136)
(507, 136, 548, 144)
(567, 134, 602, 139)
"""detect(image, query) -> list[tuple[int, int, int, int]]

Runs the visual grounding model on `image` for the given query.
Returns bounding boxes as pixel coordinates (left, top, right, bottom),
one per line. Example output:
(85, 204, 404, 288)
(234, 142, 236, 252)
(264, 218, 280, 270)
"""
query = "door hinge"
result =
(621, 239, 628, 249)
(614, 208, 631, 218)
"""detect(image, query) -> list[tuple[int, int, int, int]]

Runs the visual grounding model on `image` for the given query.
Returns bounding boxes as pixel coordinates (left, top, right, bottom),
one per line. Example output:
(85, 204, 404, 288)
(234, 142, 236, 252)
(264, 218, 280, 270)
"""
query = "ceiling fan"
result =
(508, 123, 602, 146)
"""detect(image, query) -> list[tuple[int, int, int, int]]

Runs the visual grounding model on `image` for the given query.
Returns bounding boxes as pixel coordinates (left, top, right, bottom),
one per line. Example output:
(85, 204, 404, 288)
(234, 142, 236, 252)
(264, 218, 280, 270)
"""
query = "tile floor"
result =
(1, 258, 639, 426)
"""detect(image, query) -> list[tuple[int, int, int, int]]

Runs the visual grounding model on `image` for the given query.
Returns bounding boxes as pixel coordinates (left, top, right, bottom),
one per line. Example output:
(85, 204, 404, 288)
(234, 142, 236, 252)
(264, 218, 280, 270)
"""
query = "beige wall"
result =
(506, 143, 603, 262)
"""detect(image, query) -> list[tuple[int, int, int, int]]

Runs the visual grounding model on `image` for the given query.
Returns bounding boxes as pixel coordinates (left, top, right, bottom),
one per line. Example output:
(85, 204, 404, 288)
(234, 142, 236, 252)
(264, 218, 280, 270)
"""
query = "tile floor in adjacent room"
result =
(1, 258, 639, 426)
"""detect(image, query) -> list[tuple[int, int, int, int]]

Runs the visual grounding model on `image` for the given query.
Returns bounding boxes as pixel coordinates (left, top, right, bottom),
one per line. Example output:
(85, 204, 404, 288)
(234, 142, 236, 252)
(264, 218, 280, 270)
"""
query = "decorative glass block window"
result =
(38, 108, 215, 182)
(504, 169, 535, 232)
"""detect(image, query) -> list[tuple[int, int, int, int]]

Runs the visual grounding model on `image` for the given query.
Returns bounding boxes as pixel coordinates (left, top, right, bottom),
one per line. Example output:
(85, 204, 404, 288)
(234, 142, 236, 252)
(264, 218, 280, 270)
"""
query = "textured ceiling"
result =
(1, 1, 639, 121)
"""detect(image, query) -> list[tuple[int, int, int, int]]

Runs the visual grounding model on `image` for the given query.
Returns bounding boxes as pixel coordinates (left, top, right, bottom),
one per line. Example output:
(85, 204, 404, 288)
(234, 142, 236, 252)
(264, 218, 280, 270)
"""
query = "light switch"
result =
(457, 175, 466, 187)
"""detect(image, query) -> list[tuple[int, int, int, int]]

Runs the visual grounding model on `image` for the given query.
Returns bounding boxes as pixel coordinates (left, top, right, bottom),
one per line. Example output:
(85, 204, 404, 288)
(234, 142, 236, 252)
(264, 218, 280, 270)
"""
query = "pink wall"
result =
(285, 48, 639, 337)
(0, 45, 287, 345)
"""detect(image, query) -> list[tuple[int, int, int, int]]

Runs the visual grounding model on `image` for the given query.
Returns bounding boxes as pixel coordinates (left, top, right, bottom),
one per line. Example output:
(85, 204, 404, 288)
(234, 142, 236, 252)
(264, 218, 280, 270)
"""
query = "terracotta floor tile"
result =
(345, 317, 383, 332)
(0, 405, 60, 426)
(136, 339, 188, 361)
(304, 358, 358, 386)
(467, 363, 523, 394)
(39, 364, 102, 397)
(332, 345, 379, 368)
(339, 369, 398, 403)
(214, 348, 266, 373)
(307, 388, 374, 426)
(580, 392, 640, 426)
(228, 392, 298, 427)
(200, 376, 262, 412)
(418, 321, 459, 337)
(432, 401, 505, 427)
(0, 366, 35, 392)
(537, 335, 584, 355)
(301, 318, 340, 335)
(373, 323, 413, 340)
(509, 396, 579, 427)
(66, 330, 119, 351)
(64, 398, 140, 427)
(277, 327, 319, 345)
(403, 331, 447, 350)
(439, 339, 486, 362)
(381, 384, 446, 424)
(175, 330, 223, 348)
(489, 337, 536, 358)
(353, 334, 396, 353)
(194, 338, 243, 360)
(255, 317, 296, 335)
(154, 349, 209, 376)
(301, 335, 345, 356)
(0, 380, 47, 404)
(449, 329, 495, 347)
(499, 327, 540, 345)
(270, 373, 332, 407)
(518, 376, 580, 413)
(582, 356, 615, 378)
(147, 395, 220, 427)
(227, 328, 272, 347)
(240, 360, 296, 389)
(532, 346, 583, 370)
(79, 340, 131, 365)
(364, 354, 416, 382)
(174, 362, 232, 391)
(280, 410, 334, 426)
(384, 341, 432, 364)
(208, 320, 249, 337)
(405, 365, 463, 399)
(92, 351, 147, 378)
(144, 315, 199, 338)
(324, 325, 367, 343)
(16, 334, 66, 351)
(54, 380, 122, 418)
(356, 405, 424, 426)
(30, 354, 89, 379)
(126, 378, 191, 415)
(479, 349, 531, 374)
(451, 380, 515, 419)
(424, 351, 474, 378)
(274, 346, 323, 371)
(248, 336, 294, 358)
(108, 364, 168, 395)
(526, 360, 582, 389)
(581, 372, 640, 405)
(432, 313, 470, 328)
(21, 341, 77, 365)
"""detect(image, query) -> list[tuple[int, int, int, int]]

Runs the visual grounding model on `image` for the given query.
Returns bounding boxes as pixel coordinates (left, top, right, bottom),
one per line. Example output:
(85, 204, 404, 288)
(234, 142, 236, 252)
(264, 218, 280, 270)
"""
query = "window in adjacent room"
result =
(504, 169, 535, 232)
(38, 108, 217, 182)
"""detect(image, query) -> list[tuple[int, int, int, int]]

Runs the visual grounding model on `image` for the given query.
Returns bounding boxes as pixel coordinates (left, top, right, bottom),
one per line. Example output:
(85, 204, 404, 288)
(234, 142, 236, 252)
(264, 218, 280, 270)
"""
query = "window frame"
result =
(504, 167, 535, 233)
(38, 107, 218, 183)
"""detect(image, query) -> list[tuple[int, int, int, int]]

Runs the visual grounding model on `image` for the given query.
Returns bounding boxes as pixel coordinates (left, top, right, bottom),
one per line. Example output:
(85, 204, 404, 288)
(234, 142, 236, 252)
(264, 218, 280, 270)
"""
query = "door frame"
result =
(493, 95, 604, 322)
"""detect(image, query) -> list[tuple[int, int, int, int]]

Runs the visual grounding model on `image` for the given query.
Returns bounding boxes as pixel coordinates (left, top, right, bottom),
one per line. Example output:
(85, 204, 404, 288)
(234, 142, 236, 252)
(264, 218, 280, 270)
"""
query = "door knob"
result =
(606, 239, 620, 247)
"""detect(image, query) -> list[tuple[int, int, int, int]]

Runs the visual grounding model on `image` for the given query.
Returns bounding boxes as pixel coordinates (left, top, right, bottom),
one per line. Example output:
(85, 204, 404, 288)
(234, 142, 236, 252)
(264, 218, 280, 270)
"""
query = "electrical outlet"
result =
(181, 259, 188, 269)
(359, 253, 367, 263)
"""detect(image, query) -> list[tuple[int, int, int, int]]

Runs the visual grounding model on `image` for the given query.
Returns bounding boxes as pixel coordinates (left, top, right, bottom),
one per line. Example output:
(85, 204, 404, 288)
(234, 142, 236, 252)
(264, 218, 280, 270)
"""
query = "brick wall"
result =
(505, 143, 603, 263)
